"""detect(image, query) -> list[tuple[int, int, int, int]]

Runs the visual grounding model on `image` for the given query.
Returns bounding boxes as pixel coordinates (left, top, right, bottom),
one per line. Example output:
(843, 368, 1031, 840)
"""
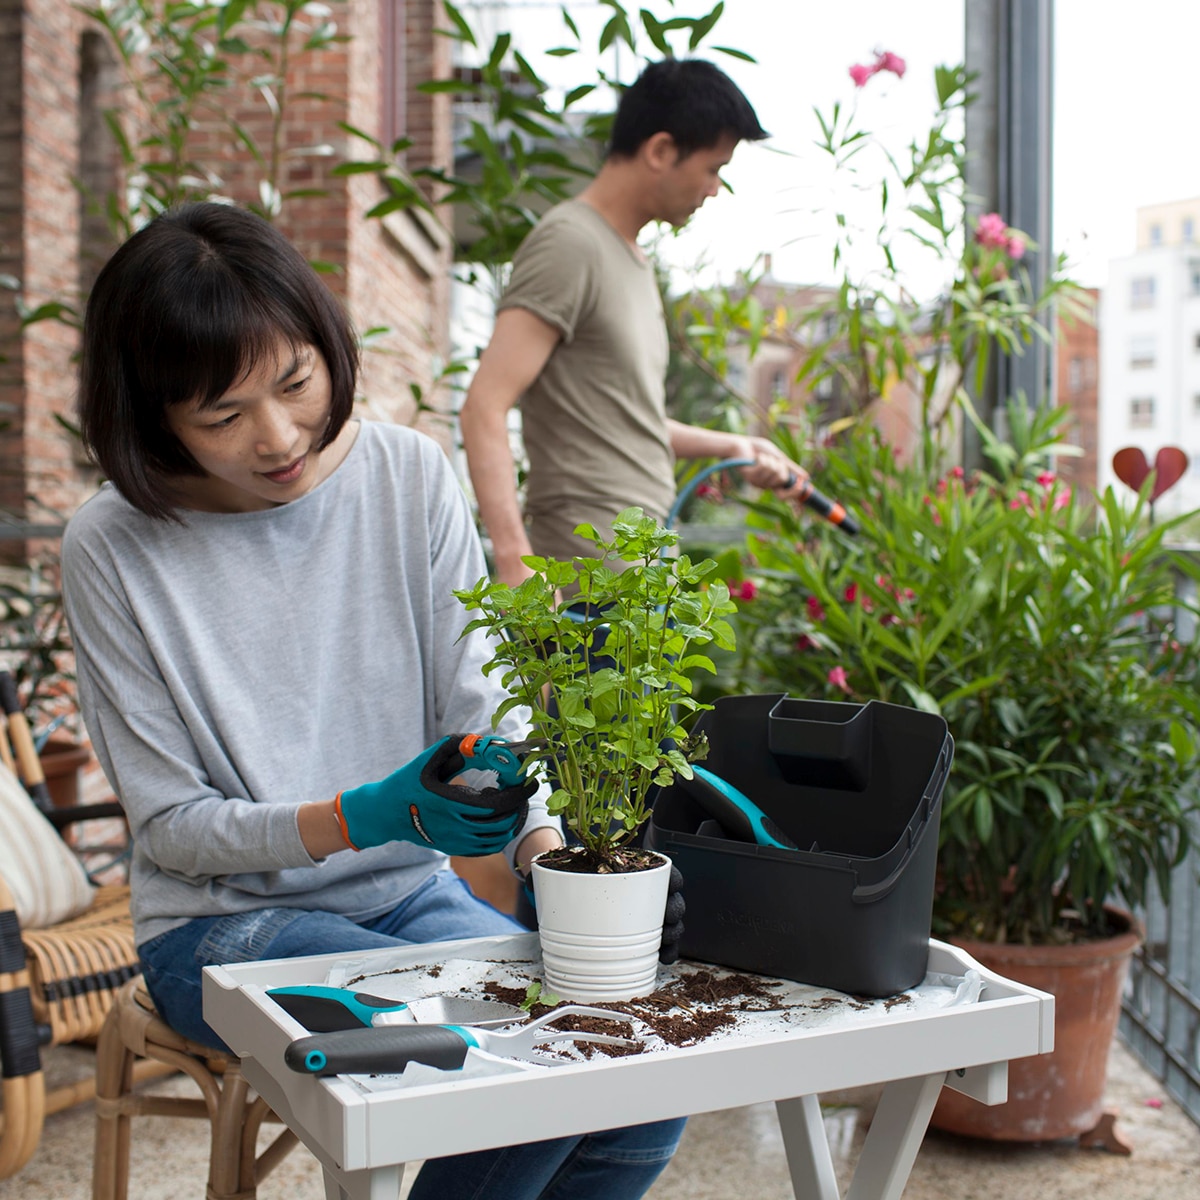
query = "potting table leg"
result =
(775, 1094, 841, 1200)
(843, 1072, 946, 1200)
(320, 1162, 405, 1200)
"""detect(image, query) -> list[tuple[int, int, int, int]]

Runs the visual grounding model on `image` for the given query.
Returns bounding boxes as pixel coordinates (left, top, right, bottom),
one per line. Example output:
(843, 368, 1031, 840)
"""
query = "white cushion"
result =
(0, 761, 95, 928)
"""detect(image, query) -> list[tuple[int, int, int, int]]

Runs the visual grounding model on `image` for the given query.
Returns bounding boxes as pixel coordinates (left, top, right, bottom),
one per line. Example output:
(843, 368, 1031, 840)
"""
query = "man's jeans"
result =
(139, 868, 685, 1200)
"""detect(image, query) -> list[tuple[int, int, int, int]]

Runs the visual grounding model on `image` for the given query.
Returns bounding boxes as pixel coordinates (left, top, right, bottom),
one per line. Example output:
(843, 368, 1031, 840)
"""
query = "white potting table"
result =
(203, 932, 1053, 1200)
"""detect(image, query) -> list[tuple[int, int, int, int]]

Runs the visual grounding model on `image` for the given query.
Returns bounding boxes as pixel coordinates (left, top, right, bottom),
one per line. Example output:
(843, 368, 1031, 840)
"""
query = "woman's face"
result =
(164, 337, 350, 512)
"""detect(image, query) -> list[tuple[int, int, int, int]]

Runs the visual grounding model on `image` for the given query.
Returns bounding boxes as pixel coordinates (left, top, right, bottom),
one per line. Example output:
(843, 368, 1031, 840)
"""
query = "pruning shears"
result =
(452, 734, 546, 787)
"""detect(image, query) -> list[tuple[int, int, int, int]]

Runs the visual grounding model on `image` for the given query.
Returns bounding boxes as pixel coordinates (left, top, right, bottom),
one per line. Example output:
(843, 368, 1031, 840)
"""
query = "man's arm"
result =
(665, 420, 809, 498)
(460, 308, 563, 586)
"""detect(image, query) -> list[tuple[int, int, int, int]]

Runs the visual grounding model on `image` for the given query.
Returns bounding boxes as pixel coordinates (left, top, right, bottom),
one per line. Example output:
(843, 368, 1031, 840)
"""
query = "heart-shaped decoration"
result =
(1112, 447, 1150, 492)
(1112, 446, 1190, 502)
(1151, 447, 1188, 501)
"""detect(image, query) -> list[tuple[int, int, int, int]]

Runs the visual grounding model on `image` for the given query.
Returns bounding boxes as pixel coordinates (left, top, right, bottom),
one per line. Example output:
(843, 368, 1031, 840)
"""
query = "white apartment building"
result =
(1099, 197, 1200, 517)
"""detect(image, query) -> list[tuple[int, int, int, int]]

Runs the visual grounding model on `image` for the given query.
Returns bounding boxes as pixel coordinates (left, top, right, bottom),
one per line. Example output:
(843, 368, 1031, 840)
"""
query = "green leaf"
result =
(441, 2, 478, 46)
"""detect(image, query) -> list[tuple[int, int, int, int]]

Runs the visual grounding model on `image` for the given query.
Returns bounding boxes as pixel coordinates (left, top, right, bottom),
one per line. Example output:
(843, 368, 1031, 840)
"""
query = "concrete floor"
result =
(2, 1035, 1197, 1199)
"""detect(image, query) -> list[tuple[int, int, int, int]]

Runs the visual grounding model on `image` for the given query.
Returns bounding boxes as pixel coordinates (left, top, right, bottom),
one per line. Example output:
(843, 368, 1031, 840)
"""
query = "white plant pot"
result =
(530, 850, 672, 1002)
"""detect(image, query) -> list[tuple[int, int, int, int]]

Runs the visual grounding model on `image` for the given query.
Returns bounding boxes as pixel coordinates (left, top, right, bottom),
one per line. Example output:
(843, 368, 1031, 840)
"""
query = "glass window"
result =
(1150, 223, 1162, 246)
(1185, 217, 1196, 242)
(1130, 397, 1155, 427)
(1068, 357, 1083, 392)
(1130, 335, 1156, 368)
(1131, 277, 1156, 309)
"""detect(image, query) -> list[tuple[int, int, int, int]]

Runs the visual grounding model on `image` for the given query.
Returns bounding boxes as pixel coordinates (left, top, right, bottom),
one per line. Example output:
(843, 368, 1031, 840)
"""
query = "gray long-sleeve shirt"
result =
(61, 421, 558, 946)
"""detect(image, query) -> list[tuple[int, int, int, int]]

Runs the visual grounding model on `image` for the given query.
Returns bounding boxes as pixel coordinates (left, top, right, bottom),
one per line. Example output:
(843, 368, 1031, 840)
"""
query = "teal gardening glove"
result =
(335, 736, 536, 857)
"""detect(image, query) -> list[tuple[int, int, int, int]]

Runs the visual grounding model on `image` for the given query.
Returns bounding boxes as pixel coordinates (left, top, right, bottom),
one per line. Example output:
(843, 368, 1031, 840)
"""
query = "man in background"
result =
(461, 57, 809, 585)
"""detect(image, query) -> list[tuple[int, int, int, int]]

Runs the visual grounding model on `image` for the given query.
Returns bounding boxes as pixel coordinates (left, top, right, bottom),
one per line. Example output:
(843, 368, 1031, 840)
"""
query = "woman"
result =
(62, 202, 685, 1200)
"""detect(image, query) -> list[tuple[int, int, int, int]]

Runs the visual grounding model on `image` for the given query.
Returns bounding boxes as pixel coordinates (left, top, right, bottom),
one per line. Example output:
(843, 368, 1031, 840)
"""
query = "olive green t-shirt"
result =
(498, 199, 675, 562)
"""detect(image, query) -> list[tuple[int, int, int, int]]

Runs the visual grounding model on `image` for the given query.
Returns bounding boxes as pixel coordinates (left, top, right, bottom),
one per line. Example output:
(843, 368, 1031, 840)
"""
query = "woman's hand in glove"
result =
(334, 735, 535, 857)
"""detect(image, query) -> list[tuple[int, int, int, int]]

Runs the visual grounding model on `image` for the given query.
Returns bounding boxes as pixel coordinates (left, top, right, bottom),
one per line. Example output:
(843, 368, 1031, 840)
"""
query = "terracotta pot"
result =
(38, 735, 92, 809)
(930, 908, 1142, 1141)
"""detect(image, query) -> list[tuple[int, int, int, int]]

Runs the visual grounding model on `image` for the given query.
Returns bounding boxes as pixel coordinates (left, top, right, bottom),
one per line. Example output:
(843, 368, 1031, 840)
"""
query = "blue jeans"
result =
(139, 869, 685, 1200)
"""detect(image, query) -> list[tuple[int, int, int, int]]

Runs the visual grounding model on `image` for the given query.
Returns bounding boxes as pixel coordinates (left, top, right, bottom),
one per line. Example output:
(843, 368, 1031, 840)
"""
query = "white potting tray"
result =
(203, 933, 1053, 1200)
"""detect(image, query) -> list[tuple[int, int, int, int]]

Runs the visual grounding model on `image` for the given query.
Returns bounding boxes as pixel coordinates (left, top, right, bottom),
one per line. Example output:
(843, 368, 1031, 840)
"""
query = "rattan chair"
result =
(0, 662, 160, 1179)
(92, 979, 299, 1200)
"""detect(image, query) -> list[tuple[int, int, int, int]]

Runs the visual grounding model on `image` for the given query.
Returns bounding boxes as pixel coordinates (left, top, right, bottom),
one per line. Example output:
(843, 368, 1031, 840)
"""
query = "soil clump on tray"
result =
(484, 968, 786, 1058)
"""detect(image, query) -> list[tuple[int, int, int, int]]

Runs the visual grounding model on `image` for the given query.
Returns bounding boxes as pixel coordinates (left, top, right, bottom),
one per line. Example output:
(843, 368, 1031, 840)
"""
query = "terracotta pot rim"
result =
(949, 905, 1143, 969)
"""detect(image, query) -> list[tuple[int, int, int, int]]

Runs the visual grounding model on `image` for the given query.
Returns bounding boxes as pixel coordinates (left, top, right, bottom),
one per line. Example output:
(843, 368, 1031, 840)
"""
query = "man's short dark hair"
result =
(79, 202, 359, 520)
(609, 58, 768, 159)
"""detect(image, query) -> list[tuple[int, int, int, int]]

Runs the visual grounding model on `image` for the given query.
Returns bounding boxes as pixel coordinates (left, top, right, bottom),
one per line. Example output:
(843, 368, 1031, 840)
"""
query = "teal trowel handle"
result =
(268, 984, 411, 1031)
(679, 765, 799, 850)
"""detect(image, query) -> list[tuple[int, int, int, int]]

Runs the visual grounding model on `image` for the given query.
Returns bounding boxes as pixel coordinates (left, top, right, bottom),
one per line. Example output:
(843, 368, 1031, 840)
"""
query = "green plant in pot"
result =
(725, 399, 1200, 1138)
(455, 507, 737, 1001)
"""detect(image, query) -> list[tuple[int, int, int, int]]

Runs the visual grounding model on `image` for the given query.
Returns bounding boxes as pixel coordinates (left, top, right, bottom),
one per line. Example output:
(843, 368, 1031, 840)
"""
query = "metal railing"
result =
(1119, 549, 1200, 1127)
(1122, 844, 1200, 1128)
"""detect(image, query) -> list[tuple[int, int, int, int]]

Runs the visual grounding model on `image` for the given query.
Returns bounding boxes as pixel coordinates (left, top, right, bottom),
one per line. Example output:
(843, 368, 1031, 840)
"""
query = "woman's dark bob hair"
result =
(79, 202, 359, 520)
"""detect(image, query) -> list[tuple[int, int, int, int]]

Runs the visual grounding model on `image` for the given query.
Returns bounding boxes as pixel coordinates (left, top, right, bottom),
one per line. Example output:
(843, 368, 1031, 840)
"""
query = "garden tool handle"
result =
(668, 458, 859, 535)
(790, 475, 861, 535)
(285, 1023, 475, 1076)
(456, 734, 536, 788)
(0, 670, 53, 811)
(680, 765, 799, 850)
(268, 985, 412, 1031)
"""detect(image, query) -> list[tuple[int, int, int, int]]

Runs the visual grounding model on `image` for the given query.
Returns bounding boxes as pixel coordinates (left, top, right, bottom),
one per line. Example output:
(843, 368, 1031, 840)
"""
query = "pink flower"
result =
(844, 583, 859, 604)
(1036, 471, 1056, 487)
(850, 50, 906, 88)
(1006, 234, 1026, 259)
(1010, 490, 1033, 514)
(975, 212, 1009, 249)
(795, 634, 817, 652)
(806, 595, 826, 622)
(695, 483, 722, 502)
(828, 666, 851, 694)
(951, 465, 964, 479)
(738, 579, 758, 602)
(1052, 485, 1071, 511)
(880, 613, 900, 627)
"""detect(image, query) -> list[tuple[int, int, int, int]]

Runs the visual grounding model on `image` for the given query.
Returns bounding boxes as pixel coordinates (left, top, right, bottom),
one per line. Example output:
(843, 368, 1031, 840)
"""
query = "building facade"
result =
(1099, 197, 1200, 516)
(0, 0, 454, 534)
(1053, 287, 1100, 495)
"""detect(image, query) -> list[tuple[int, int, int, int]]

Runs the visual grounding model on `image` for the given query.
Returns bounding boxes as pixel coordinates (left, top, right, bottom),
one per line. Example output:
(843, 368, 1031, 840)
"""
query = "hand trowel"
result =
(676, 765, 799, 850)
(267, 984, 527, 1032)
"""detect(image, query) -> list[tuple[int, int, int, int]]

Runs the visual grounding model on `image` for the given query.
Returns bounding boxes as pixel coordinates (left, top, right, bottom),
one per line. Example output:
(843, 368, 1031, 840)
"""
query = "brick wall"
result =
(1054, 289, 1100, 495)
(0, 0, 26, 518)
(1, 1, 98, 529)
(346, 0, 455, 443)
(1, 0, 454, 538)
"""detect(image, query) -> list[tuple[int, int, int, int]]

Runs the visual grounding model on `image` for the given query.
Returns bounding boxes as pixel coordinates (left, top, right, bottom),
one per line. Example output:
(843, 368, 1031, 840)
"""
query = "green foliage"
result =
(455, 508, 738, 867)
(340, 0, 754, 285)
(80, 0, 342, 232)
(0, 501, 76, 728)
(726, 400, 1200, 943)
(671, 61, 1087, 479)
(520, 980, 558, 1011)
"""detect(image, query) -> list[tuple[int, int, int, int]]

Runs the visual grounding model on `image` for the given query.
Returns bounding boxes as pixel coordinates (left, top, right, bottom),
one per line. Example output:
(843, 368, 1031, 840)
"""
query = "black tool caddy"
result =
(645, 694, 953, 997)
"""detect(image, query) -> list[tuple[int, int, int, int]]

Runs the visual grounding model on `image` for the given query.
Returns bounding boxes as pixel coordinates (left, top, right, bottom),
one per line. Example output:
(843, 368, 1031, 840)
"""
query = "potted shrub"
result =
(455, 507, 737, 1001)
(724, 399, 1200, 1139)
